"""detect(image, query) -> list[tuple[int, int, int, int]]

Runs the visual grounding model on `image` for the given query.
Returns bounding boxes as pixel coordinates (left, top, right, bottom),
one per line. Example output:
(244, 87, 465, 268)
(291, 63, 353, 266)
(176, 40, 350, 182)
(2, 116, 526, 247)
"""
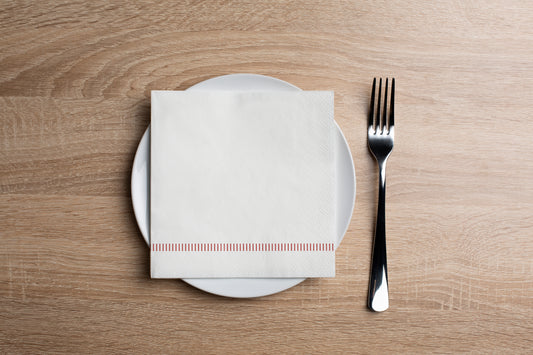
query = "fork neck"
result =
(378, 160, 388, 191)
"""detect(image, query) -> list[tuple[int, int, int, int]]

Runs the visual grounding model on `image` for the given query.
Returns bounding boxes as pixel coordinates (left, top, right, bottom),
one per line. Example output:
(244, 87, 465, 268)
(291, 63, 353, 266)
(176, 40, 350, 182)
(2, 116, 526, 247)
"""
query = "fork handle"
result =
(368, 160, 389, 312)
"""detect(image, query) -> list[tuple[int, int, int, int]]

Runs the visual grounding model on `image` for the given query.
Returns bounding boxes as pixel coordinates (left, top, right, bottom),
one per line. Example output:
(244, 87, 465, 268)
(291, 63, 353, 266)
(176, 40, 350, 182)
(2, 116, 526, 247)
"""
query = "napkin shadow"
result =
(126, 100, 151, 279)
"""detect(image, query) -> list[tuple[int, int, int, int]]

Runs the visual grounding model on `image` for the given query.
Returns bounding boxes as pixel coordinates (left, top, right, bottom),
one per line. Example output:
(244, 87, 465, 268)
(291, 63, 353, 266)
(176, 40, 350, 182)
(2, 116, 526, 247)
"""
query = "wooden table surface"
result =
(1, 1, 532, 353)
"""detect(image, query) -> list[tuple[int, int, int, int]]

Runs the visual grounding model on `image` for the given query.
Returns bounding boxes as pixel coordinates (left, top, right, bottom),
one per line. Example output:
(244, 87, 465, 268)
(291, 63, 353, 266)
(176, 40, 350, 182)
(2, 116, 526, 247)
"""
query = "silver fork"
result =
(367, 77, 395, 312)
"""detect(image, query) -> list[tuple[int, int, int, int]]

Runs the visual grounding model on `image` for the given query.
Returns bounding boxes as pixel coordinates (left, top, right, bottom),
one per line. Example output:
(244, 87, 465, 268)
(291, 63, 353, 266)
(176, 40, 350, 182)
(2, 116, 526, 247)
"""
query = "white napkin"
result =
(150, 91, 336, 278)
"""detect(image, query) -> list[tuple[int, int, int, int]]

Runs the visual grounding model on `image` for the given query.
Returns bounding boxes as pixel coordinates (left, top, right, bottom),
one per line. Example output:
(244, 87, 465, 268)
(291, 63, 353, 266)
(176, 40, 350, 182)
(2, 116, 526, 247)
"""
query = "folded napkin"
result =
(150, 90, 336, 278)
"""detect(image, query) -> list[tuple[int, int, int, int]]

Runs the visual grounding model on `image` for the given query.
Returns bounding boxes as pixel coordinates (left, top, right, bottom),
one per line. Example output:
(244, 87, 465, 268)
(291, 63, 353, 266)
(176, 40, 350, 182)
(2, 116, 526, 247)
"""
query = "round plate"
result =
(131, 74, 356, 298)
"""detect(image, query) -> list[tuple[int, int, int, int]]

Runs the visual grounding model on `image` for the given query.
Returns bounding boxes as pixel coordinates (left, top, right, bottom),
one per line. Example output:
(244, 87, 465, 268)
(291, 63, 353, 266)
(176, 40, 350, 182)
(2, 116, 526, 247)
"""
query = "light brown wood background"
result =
(1, 1, 532, 353)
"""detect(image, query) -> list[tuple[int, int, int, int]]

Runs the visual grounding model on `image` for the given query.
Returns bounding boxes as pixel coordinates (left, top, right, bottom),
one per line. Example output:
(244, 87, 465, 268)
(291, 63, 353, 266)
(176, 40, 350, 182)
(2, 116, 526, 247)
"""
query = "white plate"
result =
(131, 74, 356, 298)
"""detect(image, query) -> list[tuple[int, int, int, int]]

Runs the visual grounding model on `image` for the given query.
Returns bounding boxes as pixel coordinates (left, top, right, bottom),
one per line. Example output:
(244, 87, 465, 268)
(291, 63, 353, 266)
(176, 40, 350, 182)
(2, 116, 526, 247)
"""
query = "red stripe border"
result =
(150, 242, 335, 252)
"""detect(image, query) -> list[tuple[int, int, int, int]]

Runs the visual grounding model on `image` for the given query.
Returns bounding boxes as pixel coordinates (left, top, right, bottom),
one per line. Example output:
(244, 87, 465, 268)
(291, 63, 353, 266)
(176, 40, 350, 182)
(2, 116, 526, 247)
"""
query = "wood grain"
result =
(1, 0, 532, 353)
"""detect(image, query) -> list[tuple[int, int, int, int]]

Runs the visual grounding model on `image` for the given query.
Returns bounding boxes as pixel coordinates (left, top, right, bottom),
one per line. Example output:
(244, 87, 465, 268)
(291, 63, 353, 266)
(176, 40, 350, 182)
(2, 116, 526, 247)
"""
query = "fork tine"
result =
(383, 78, 388, 132)
(376, 78, 382, 133)
(389, 78, 395, 128)
(369, 78, 376, 131)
